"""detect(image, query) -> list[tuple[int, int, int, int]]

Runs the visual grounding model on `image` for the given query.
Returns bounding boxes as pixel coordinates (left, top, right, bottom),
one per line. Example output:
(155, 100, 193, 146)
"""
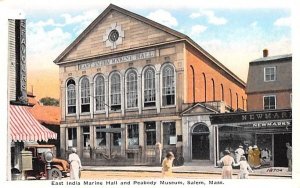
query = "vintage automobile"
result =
(25, 144, 69, 180)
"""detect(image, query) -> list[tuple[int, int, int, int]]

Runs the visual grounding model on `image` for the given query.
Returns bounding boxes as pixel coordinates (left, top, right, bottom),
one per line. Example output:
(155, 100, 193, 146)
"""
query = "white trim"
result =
(263, 95, 277, 110)
(264, 66, 276, 82)
(108, 71, 122, 112)
(124, 68, 138, 109)
(93, 74, 106, 113)
(160, 62, 177, 107)
(79, 76, 91, 114)
(65, 78, 77, 116)
(141, 65, 157, 109)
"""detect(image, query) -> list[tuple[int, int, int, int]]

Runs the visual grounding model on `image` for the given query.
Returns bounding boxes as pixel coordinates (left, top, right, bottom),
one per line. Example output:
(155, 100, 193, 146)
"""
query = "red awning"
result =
(9, 105, 57, 142)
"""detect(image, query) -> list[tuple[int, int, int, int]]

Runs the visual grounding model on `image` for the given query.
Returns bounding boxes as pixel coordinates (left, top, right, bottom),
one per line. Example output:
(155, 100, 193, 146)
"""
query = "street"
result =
(78, 170, 290, 179)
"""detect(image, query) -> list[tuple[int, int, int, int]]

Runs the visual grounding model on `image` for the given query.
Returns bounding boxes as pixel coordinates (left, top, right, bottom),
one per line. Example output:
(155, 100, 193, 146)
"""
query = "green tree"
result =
(39, 97, 59, 106)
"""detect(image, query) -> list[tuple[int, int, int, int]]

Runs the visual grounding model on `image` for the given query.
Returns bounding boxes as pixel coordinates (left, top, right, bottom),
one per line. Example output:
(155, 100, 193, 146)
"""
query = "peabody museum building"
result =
(54, 4, 246, 165)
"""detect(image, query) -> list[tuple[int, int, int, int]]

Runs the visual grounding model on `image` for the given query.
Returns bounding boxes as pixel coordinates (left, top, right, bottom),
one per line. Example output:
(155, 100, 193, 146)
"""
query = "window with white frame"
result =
(145, 122, 156, 146)
(163, 122, 176, 145)
(264, 95, 276, 110)
(126, 70, 138, 108)
(127, 124, 139, 148)
(264, 67, 276, 81)
(162, 65, 175, 106)
(110, 73, 121, 111)
(111, 124, 121, 146)
(82, 127, 90, 149)
(144, 67, 156, 107)
(81, 77, 90, 113)
(67, 79, 76, 114)
(96, 126, 106, 147)
(95, 75, 105, 111)
(68, 127, 77, 149)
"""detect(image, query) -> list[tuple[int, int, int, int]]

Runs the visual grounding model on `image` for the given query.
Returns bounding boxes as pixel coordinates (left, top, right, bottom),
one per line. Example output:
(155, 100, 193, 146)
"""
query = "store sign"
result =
(78, 50, 155, 70)
(210, 110, 292, 124)
(252, 121, 292, 128)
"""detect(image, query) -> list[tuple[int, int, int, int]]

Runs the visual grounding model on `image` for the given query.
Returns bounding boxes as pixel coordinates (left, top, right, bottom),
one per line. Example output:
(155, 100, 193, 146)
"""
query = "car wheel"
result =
(48, 168, 62, 180)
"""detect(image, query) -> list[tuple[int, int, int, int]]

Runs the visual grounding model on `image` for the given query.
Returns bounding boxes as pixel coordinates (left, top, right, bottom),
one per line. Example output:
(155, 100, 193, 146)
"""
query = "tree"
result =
(39, 97, 59, 106)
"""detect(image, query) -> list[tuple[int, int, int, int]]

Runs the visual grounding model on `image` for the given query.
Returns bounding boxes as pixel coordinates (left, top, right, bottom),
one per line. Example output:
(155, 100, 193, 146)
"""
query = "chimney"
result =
(263, 49, 268, 57)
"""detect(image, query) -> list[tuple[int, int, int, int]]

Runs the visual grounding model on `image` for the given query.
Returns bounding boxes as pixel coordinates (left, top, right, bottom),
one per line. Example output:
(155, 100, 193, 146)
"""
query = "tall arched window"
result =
(81, 77, 90, 113)
(162, 64, 175, 106)
(95, 75, 105, 111)
(211, 78, 215, 101)
(236, 93, 239, 109)
(229, 89, 232, 108)
(144, 67, 156, 107)
(221, 84, 224, 101)
(202, 73, 207, 102)
(126, 69, 138, 108)
(67, 79, 76, 114)
(110, 72, 121, 111)
(242, 96, 245, 110)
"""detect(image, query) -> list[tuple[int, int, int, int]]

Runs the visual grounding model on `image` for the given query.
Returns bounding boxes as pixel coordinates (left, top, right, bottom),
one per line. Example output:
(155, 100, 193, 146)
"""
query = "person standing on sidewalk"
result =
(235, 156, 253, 179)
(286, 142, 292, 172)
(68, 148, 82, 180)
(218, 150, 235, 179)
(235, 145, 245, 163)
(162, 152, 175, 177)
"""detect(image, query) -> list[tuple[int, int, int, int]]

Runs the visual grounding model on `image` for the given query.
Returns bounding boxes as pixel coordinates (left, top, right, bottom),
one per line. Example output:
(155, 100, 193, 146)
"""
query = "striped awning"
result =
(9, 105, 57, 142)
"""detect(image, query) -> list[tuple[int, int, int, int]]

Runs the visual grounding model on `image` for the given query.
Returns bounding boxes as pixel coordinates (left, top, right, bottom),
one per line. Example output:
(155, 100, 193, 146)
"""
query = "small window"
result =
(145, 122, 156, 146)
(264, 67, 276, 82)
(127, 124, 139, 148)
(163, 122, 176, 145)
(96, 126, 106, 147)
(68, 128, 77, 149)
(264, 95, 276, 110)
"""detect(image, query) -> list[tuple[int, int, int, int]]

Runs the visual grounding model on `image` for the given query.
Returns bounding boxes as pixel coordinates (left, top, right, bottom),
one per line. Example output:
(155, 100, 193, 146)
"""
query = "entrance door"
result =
(191, 123, 210, 160)
(274, 133, 292, 167)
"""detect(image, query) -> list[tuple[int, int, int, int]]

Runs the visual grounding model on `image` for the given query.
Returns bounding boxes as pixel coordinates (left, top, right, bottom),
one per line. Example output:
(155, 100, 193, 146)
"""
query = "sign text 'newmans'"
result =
(78, 51, 155, 70)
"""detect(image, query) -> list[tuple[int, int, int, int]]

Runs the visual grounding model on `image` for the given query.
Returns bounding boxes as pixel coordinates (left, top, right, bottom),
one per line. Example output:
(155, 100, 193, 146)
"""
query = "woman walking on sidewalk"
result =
(162, 152, 175, 177)
(218, 150, 235, 179)
(68, 147, 82, 180)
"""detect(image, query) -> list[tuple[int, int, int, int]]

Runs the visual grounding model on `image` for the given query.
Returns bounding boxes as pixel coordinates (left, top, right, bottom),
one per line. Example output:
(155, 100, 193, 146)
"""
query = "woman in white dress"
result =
(68, 148, 82, 180)
(218, 150, 235, 179)
(235, 156, 253, 179)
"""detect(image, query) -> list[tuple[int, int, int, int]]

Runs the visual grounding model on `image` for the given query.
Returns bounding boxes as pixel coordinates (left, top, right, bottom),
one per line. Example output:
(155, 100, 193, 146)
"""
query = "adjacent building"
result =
(54, 4, 246, 165)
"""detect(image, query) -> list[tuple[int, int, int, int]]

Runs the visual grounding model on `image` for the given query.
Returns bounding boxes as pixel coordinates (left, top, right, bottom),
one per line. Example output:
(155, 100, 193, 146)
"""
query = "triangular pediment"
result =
(54, 4, 185, 64)
(181, 103, 218, 116)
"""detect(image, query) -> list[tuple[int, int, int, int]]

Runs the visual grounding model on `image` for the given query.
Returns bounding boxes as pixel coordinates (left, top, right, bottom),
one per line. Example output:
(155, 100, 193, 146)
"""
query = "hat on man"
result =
(253, 145, 258, 149)
(239, 145, 243, 148)
(71, 147, 77, 153)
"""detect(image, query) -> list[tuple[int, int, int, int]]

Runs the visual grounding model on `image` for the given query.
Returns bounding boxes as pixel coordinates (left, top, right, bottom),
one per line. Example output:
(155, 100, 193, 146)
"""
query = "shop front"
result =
(210, 109, 292, 168)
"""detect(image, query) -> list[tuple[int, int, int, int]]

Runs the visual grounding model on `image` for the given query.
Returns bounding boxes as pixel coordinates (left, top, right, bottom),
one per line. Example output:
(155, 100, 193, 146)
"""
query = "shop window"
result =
(264, 95, 276, 110)
(67, 79, 76, 114)
(82, 127, 90, 149)
(95, 75, 105, 111)
(145, 122, 156, 145)
(110, 73, 121, 111)
(68, 128, 77, 149)
(144, 67, 156, 107)
(126, 70, 138, 108)
(127, 124, 139, 148)
(264, 67, 276, 82)
(162, 65, 175, 106)
(81, 77, 90, 113)
(111, 124, 121, 146)
(163, 122, 176, 145)
(96, 126, 106, 147)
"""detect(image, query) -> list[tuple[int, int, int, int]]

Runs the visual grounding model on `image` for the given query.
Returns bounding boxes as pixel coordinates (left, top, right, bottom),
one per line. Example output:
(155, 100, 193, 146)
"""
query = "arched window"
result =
(144, 67, 156, 107)
(95, 75, 105, 111)
(211, 78, 215, 101)
(67, 79, 76, 114)
(236, 93, 239, 109)
(221, 84, 224, 101)
(162, 65, 175, 106)
(110, 72, 121, 111)
(242, 96, 245, 110)
(81, 77, 90, 113)
(192, 124, 209, 134)
(203, 73, 207, 102)
(126, 70, 138, 108)
(229, 89, 232, 108)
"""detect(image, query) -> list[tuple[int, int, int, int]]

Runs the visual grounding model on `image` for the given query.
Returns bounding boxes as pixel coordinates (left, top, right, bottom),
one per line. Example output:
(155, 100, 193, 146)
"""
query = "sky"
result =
(1, 0, 292, 101)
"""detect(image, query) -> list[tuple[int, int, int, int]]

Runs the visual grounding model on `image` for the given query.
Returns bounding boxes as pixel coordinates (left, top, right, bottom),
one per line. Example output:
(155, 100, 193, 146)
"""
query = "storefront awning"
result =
(9, 105, 57, 142)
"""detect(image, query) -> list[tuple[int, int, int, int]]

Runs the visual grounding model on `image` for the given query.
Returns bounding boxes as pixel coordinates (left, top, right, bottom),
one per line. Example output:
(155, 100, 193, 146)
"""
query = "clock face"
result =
(108, 29, 119, 42)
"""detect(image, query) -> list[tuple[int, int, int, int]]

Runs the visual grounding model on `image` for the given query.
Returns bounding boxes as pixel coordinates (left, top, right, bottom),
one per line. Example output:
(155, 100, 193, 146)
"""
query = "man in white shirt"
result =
(235, 145, 245, 163)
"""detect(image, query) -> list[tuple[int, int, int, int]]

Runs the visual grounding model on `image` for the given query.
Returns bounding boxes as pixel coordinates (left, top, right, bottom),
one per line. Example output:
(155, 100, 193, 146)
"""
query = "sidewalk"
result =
(83, 161, 292, 178)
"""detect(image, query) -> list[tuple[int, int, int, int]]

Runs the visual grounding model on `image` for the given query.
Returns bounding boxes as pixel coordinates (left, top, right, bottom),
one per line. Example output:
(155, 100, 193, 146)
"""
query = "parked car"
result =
(25, 144, 69, 180)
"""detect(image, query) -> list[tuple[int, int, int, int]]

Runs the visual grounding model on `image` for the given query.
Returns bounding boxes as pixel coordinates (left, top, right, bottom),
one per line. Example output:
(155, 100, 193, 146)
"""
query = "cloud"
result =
(250, 21, 257, 27)
(274, 16, 291, 27)
(147, 9, 178, 27)
(191, 25, 207, 35)
(190, 10, 227, 25)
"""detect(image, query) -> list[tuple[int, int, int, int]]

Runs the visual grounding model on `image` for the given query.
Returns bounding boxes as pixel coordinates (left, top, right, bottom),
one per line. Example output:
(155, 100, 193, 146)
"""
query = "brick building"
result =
(54, 4, 246, 165)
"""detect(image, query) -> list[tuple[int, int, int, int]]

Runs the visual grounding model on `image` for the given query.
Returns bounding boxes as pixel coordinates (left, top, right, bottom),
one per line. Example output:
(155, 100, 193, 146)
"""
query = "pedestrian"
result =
(286, 142, 292, 172)
(218, 149, 235, 179)
(252, 145, 261, 168)
(235, 156, 253, 179)
(162, 152, 175, 177)
(235, 145, 245, 163)
(248, 146, 254, 167)
(68, 147, 82, 180)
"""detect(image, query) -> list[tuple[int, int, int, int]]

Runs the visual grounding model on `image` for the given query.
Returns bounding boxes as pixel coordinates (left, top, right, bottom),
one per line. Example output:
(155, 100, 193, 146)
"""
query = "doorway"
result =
(191, 123, 210, 160)
(274, 133, 292, 167)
